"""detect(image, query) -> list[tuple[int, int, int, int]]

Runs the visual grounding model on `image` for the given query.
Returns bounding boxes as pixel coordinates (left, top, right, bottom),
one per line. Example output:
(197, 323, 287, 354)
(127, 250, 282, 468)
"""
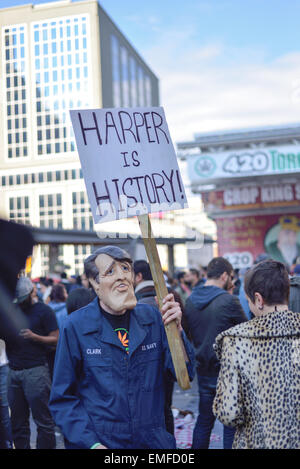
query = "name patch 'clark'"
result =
(86, 348, 101, 355)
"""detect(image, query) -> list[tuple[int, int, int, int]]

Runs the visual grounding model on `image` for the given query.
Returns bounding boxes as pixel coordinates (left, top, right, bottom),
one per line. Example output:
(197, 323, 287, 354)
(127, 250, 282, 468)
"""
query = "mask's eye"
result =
(122, 263, 130, 272)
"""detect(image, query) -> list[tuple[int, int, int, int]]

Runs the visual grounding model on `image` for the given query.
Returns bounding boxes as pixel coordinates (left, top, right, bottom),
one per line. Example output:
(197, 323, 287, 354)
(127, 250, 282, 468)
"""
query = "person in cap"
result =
(49, 246, 195, 449)
(6, 277, 59, 449)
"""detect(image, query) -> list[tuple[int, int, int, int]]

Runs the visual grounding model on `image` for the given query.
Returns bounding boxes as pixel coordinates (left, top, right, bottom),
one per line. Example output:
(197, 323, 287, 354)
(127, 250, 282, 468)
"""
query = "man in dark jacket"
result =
(185, 257, 247, 449)
(50, 247, 194, 449)
(133, 260, 157, 307)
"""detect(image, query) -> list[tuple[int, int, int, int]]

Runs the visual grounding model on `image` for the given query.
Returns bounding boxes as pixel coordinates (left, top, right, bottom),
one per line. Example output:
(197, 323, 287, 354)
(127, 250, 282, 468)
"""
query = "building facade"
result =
(0, 0, 159, 276)
(177, 124, 300, 271)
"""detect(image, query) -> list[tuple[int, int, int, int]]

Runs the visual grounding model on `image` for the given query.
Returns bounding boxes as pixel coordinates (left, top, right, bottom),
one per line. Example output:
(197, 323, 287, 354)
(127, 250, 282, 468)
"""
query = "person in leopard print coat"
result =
(213, 259, 300, 449)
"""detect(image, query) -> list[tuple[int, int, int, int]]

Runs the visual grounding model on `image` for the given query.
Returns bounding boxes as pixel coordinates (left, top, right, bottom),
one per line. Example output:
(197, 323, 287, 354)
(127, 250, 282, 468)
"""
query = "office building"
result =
(0, 0, 159, 276)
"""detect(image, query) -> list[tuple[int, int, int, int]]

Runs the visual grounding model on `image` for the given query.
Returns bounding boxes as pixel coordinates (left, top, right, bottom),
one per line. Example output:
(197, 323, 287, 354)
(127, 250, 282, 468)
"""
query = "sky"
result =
(1, 0, 300, 143)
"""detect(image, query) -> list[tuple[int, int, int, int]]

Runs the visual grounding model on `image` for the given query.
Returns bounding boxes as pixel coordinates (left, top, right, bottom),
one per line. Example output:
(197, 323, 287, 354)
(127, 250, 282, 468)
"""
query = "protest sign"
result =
(70, 106, 190, 390)
(70, 107, 187, 223)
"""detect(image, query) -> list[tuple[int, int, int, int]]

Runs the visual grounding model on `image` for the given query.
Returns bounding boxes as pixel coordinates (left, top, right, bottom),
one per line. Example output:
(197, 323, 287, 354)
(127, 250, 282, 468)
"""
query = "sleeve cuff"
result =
(90, 443, 101, 449)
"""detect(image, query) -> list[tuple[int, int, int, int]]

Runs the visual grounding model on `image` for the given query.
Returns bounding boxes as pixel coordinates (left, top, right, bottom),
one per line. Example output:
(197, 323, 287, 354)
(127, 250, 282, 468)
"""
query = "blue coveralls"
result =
(49, 298, 195, 449)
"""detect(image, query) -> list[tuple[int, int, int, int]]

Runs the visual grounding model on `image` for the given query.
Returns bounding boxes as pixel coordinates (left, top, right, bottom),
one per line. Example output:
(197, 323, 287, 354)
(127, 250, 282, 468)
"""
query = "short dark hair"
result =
(244, 259, 290, 305)
(133, 260, 153, 281)
(66, 287, 96, 314)
(207, 257, 233, 279)
(84, 246, 132, 282)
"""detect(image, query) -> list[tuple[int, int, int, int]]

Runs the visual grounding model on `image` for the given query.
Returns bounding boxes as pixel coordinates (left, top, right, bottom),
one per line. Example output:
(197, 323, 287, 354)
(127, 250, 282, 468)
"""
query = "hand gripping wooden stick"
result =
(138, 214, 191, 390)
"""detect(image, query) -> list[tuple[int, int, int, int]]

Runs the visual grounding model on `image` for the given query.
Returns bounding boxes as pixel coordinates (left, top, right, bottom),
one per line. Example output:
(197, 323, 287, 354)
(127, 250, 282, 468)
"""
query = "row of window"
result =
(33, 22, 86, 42)
(35, 51, 88, 70)
(5, 47, 25, 61)
(34, 38, 87, 57)
(7, 103, 27, 115)
(1, 168, 83, 186)
(35, 66, 88, 85)
(74, 244, 92, 275)
(37, 141, 75, 155)
(33, 15, 90, 158)
(7, 132, 27, 144)
(9, 196, 30, 225)
(40, 244, 64, 277)
(8, 191, 93, 232)
(37, 127, 66, 140)
(7, 142, 76, 159)
(3, 16, 91, 160)
(5, 62, 26, 75)
(111, 34, 153, 108)
(39, 243, 91, 277)
(4, 27, 27, 161)
(7, 147, 28, 159)
(5, 26, 28, 158)
(6, 75, 26, 88)
(6, 89, 26, 102)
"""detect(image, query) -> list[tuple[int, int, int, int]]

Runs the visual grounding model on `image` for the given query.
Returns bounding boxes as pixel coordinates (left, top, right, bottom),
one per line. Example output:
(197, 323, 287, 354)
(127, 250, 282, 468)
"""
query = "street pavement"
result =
(29, 376, 223, 450)
(172, 377, 223, 450)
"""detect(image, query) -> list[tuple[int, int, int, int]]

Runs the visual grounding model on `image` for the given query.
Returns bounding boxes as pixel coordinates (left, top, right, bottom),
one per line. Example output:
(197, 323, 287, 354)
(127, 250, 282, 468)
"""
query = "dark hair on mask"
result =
(244, 259, 290, 306)
(84, 246, 132, 283)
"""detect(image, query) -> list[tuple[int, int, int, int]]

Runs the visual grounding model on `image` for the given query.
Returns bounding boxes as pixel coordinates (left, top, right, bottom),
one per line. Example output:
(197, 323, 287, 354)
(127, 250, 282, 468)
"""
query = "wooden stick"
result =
(138, 214, 191, 390)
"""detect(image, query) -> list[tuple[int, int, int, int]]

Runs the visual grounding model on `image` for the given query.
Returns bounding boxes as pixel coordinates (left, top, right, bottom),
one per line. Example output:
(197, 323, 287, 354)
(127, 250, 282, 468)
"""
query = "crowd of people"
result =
(0, 246, 299, 449)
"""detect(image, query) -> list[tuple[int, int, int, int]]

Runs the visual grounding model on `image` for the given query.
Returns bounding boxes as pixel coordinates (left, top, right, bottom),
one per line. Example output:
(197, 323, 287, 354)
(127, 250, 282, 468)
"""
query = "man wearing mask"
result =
(49, 246, 195, 449)
(185, 257, 247, 450)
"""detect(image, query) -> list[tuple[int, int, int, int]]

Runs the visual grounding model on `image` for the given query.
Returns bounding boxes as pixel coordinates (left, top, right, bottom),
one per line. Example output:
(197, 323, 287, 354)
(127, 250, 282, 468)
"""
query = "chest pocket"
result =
(137, 349, 163, 392)
(84, 357, 113, 397)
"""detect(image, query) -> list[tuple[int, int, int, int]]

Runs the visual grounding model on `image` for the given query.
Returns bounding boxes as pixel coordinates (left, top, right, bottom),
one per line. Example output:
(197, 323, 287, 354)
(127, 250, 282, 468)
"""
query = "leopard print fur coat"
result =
(213, 310, 300, 449)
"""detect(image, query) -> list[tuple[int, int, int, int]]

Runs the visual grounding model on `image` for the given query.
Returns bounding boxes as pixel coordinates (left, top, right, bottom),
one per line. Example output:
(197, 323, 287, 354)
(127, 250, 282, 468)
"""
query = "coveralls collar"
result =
(82, 297, 155, 356)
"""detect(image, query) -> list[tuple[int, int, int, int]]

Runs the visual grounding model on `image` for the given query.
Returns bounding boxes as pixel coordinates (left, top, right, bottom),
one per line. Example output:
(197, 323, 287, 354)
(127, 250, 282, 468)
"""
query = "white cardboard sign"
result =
(70, 107, 187, 224)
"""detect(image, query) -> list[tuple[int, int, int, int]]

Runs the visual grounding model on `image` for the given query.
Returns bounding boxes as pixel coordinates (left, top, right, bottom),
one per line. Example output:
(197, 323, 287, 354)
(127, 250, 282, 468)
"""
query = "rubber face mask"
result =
(89, 253, 137, 313)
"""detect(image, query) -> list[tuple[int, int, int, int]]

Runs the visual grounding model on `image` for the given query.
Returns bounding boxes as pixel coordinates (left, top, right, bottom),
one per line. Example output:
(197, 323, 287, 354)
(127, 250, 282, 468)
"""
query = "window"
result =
(111, 35, 121, 107)
(3, 24, 28, 159)
(72, 191, 93, 231)
(39, 193, 63, 228)
(121, 46, 129, 107)
(9, 196, 30, 225)
(130, 56, 138, 106)
(74, 244, 92, 275)
(31, 15, 91, 157)
(145, 75, 152, 106)
(138, 66, 145, 106)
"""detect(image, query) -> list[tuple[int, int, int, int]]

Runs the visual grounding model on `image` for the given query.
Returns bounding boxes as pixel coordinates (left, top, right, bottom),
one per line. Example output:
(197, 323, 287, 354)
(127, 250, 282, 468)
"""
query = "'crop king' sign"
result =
(70, 107, 187, 224)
